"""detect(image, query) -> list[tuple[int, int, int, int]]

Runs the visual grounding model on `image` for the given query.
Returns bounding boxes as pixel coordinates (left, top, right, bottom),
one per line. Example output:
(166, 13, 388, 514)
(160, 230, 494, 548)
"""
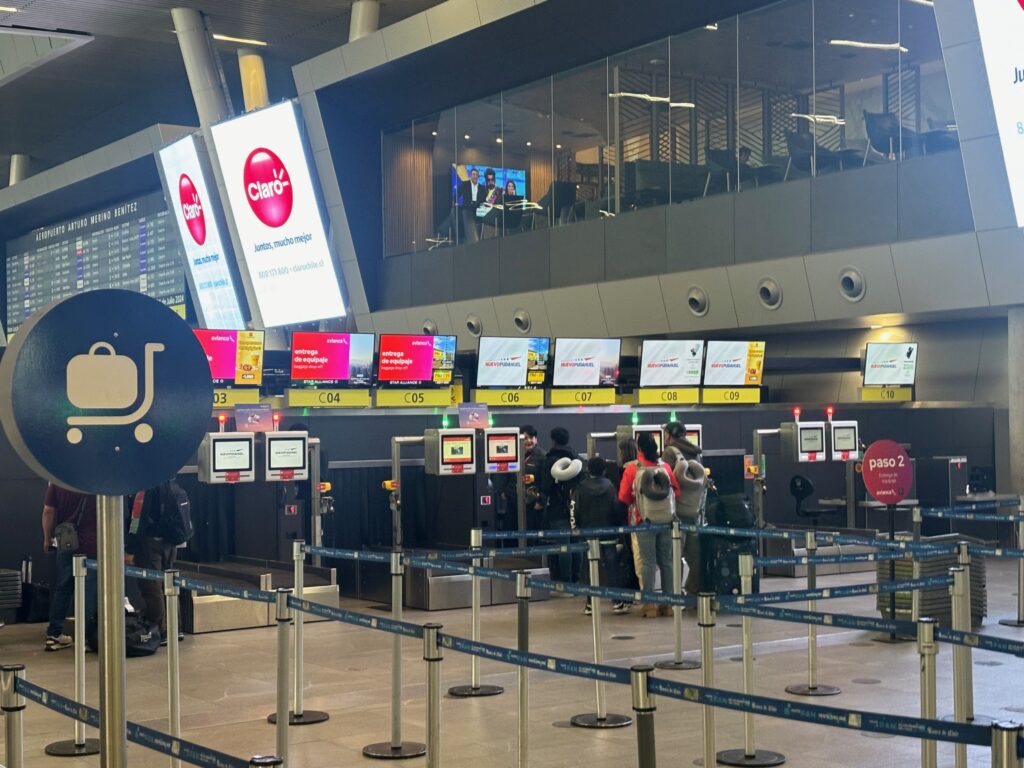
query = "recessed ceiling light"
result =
(829, 39, 908, 53)
(906, 0, 933, 6)
(463, 134, 470, 140)
(431, 130, 438, 136)
(555, 143, 562, 149)
(870, 324, 884, 330)
(0, 6, 19, 11)
(705, 23, 718, 30)
(526, 141, 532, 147)
(495, 137, 502, 144)
(212, 33, 268, 46)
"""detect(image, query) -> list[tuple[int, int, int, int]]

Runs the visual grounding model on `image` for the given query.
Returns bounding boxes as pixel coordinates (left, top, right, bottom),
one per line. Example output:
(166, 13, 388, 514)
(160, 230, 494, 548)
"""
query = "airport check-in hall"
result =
(4, 1, 1024, 767)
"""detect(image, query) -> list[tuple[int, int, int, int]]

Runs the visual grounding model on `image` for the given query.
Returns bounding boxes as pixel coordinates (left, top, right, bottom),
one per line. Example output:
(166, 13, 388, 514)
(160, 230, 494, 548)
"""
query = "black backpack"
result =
(155, 480, 193, 546)
(705, 491, 755, 528)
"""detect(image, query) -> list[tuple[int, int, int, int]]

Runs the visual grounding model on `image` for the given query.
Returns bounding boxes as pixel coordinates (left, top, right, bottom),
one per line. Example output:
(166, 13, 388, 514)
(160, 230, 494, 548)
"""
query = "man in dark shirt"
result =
(41, 484, 97, 651)
(125, 482, 181, 642)
(574, 457, 629, 614)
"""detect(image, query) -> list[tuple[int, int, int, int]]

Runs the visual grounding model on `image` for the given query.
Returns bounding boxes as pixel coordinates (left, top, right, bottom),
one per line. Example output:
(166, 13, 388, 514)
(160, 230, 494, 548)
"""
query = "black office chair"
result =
(790, 475, 840, 528)
(783, 131, 847, 180)
(863, 110, 920, 165)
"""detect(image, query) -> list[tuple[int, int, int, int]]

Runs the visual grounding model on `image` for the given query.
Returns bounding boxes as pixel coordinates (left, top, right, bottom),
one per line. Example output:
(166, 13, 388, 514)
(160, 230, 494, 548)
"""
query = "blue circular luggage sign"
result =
(0, 290, 213, 495)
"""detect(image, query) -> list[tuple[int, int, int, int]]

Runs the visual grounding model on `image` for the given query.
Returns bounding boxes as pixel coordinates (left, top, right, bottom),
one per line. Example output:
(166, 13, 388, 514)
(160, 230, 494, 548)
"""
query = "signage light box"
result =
(704, 341, 765, 387)
(290, 332, 374, 386)
(639, 340, 704, 387)
(551, 338, 620, 387)
(194, 329, 265, 387)
(210, 101, 346, 327)
(476, 336, 550, 388)
(863, 343, 918, 387)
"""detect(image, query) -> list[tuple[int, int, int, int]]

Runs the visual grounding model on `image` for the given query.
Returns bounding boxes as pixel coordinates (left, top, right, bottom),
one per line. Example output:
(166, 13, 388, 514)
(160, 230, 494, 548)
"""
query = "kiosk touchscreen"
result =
(830, 421, 860, 461)
(199, 432, 256, 483)
(684, 424, 703, 450)
(797, 422, 826, 462)
(484, 428, 521, 473)
(263, 431, 309, 481)
(424, 428, 477, 475)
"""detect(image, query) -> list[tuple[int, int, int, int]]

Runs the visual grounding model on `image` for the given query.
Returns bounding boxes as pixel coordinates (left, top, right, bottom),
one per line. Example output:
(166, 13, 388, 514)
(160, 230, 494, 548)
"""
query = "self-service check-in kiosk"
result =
(830, 421, 860, 462)
(424, 428, 477, 476)
(781, 421, 827, 463)
(252, 431, 310, 561)
(198, 432, 256, 483)
(263, 431, 309, 482)
(611, 423, 703, 456)
(484, 428, 521, 473)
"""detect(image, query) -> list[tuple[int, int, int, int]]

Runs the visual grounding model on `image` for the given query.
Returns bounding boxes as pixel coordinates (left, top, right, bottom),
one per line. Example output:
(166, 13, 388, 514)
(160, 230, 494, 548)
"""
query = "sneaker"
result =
(613, 601, 630, 614)
(45, 634, 73, 652)
(583, 602, 593, 616)
(159, 632, 185, 647)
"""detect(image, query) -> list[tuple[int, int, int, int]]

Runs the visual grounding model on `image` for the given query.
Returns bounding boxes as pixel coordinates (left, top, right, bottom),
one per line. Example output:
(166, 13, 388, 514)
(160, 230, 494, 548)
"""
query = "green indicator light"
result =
(631, 411, 639, 425)
(670, 411, 678, 422)
(441, 414, 450, 428)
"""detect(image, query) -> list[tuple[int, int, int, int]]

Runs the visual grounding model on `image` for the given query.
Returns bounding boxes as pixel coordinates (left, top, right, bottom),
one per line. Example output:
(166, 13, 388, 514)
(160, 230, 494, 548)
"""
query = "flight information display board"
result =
(5, 191, 186, 338)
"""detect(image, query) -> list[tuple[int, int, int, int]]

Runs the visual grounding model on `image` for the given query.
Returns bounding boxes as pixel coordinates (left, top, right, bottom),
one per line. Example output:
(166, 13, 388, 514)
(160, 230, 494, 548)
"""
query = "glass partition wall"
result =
(381, 0, 954, 257)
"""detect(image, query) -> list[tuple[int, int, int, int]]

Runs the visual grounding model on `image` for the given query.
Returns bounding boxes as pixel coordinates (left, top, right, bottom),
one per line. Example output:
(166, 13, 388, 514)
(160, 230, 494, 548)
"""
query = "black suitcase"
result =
(86, 613, 161, 657)
(700, 535, 759, 596)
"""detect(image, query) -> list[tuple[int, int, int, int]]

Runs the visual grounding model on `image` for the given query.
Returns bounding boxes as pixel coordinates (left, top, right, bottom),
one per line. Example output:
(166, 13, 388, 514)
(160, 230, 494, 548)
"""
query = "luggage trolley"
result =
(65, 341, 164, 445)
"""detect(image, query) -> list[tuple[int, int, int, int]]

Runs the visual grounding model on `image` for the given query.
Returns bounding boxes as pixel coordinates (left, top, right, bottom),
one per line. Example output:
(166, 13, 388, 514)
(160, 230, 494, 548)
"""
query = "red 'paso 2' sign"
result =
(862, 440, 912, 504)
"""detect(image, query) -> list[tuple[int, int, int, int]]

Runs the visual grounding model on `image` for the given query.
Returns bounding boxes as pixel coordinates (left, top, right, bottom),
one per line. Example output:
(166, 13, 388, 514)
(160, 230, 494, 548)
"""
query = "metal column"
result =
(918, 618, 938, 768)
(97, 494, 127, 768)
(165, 571, 181, 768)
(785, 532, 840, 696)
(655, 520, 699, 671)
(631, 666, 657, 768)
(999, 509, 1024, 627)
(1, 665, 25, 768)
(449, 528, 503, 697)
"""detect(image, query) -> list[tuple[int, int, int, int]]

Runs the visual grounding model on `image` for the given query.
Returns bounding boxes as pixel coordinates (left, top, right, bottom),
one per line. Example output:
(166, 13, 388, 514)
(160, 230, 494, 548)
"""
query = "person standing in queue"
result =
(609, 439, 641, 593)
(663, 421, 706, 595)
(540, 427, 581, 584)
(619, 432, 680, 618)
(41, 484, 98, 651)
(521, 425, 547, 531)
(574, 457, 629, 615)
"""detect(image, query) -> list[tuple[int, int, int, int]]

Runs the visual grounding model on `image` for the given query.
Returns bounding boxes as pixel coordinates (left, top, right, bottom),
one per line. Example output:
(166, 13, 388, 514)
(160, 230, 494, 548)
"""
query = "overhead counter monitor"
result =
(548, 337, 620, 406)
(198, 432, 256, 483)
(472, 336, 549, 406)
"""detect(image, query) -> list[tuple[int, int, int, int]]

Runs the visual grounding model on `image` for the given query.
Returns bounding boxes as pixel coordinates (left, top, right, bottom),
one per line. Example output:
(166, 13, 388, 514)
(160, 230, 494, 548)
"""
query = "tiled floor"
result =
(2, 560, 1023, 767)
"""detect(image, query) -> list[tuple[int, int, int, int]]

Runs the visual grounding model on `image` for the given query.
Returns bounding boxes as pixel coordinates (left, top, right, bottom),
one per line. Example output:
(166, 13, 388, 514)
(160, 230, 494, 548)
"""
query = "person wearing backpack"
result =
(124, 478, 192, 643)
(618, 432, 681, 618)
(573, 457, 629, 615)
(540, 427, 581, 584)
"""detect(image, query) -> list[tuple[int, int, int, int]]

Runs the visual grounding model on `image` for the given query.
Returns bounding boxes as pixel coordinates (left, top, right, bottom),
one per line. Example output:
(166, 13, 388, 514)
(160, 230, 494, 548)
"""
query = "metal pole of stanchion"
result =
(918, 618, 938, 768)
(699, 594, 717, 768)
(571, 539, 631, 729)
(250, 758, 284, 767)
(953, 542, 992, 726)
(97, 493, 128, 768)
(45, 555, 100, 756)
(631, 665, 656, 768)
(718, 556, 785, 767)
(999, 509, 1024, 628)
(1, 664, 25, 768)
(951, 566, 969, 768)
(165, 571, 181, 768)
(275, 588, 292, 766)
(656, 520, 699, 671)
(990, 721, 1024, 768)
(516, 571, 531, 768)
(786, 532, 839, 696)
(423, 624, 443, 768)
(364, 553, 425, 759)
(912, 507, 923, 623)
(450, 528, 502, 697)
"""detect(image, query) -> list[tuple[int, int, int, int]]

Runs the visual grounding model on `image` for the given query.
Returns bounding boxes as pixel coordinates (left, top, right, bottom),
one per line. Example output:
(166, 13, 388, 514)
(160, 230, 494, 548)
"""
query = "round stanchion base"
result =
(570, 712, 633, 729)
(998, 618, 1024, 628)
(716, 748, 787, 767)
(266, 710, 331, 725)
(654, 659, 701, 671)
(45, 738, 101, 757)
(940, 713, 996, 727)
(362, 741, 428, 760)
(784, 683, 841, 697)
(447, 684, 505, 698)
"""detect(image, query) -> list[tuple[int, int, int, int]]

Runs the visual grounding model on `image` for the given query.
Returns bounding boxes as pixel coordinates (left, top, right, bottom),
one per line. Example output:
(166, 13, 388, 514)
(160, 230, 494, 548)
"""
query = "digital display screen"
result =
(704, 341, 766, 386)
(975, 3, 1024, 227)
(635, 428, 663, 454)
(441, 435, 473, 464)
(487, 434, 519, 463)
(639, 340, 704, 387)
(194, 329, 265, 386)
(377, 334, 456, 386)
(210, 101, 346, 327)
(452, 164, 527, 206)
(799, 427, 825, 454)
(290, 332, 374, 386)
(864, 343, 918, 386)
(268, 437, 307, 471)
(552, 338, 620, 387)
(212, 438, 253, 472)
(832, 426, 858, 452)
(476, 336, 550, 388)
(5, 191, 186, 340)
(157, 133, 246, 330)
(685, 430, 701, 448)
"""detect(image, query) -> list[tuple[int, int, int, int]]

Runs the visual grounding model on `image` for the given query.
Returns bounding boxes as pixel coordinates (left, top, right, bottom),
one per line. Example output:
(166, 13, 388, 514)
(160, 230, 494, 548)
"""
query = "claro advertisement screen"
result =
(210, 101, 346, 327)
(290, 332, 374, 386)
(476, 336, 550, 388)
(639, 340, 704, 387)
(377, 334, 457, 386)
(703, 341, 766, 386)
(194, 329, 265, 386)
(552, 338, 621, 387)
(157, 134, 246, 330)
(864, 343, 918, 386)
(975, 3, 1024, 227)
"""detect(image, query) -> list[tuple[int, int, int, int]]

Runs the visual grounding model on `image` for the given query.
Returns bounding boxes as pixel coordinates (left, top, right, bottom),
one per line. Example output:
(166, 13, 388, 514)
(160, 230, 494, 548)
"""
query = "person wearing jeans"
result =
(41, 484, 97, 652)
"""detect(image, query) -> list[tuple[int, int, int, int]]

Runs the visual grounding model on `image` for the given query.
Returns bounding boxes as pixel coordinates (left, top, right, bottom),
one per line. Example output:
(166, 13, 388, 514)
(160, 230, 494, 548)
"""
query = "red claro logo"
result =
(243, 147, 292, 228)
(178, 174, 206, 245)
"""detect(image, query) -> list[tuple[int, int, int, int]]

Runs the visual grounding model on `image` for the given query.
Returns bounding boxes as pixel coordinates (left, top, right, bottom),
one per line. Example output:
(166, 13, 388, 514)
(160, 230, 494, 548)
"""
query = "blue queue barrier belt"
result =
(406, 543, 592, 561)
(403, 556, 519, 583)
(933, 627, 1024, 658)
(303, 545, 391, 563)
(15, 678, 251, 768)
(732, 575, 955, 607)
(481, 523, 672, 541)
(86, 559, 277, 602)
(646, 676, 991, 748)
(287, 596, 425, 639)
(966, 545, 1024, 560)
(719, 598, 914, 636)
(754, 551, 917, 567)
(529, 576, 698, 608)
(920, 499, 1021, 515)
(922, 511, 1024, 523)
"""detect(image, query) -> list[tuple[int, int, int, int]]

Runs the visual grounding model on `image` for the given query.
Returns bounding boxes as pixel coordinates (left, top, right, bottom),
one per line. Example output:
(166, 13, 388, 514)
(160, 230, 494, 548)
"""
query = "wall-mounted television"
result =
(377, 334, 457, 387)
(704, 341, 765, 387)
(452, 164, 527, 205)
(863, 342, 918, 386)
(290, 332, 374, 387)
(639, 340, 704, 387)
(476, 336, 550, 388)
(551, 338, 620, 388)
(194, 329, 265, 387)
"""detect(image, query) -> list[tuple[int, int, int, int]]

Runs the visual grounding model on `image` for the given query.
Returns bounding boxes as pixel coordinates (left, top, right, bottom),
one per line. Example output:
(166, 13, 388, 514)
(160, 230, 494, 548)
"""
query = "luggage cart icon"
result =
(65, 341, 165, 445)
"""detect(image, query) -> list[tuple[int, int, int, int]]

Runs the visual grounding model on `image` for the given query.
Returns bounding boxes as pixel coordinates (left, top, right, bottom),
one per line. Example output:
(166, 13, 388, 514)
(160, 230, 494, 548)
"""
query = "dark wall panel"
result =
(550, 218, 605, 287)
(605, 207, 668, 280)
(899, 151, 974, 241)
(377, 254, 412, 309)
(411, 249, 455, 305)
(453, 239, 500, 300)
(734, 179, 812, 263)
(666, 194, 735, 271)
(811, 164, 898, 252)
(499, 229, 551, 294)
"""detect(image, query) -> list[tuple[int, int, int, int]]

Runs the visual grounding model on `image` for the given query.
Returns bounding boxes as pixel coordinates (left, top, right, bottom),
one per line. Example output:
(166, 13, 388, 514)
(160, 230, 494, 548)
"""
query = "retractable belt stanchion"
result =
(274, 588, 292, 767)
(364, 552, 426, 759)
(718, 555, 785, 767)
(165, 570, 181, 768)
(631, 666, 656, 768)
(516, 572, 531, 768)
(999, 505, 1024, 628)
(423, 624, 443, 768)
(990, 721, 1024, 768)
(1, 664, 25, 768)
(571, 539, 632, 729)
(699, 593, 717, 768)
(912, 508, 923, 623)
(450, 528, 503, 697)
(945, 545, 993, 731)
(918, 618, 938, 768)
(655, 520, 699, 671)
(269, 541, 328, 725)
(950, 565, 969, 768)
(785, 532, 840, 697)
(250, 758, 284, 767)
(45, 554, 100, 757)
(98, 493, 128, 768)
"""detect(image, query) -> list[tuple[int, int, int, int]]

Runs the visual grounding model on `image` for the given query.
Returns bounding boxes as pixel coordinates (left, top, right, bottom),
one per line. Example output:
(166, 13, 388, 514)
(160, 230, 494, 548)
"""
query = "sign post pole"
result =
(97, 494, 127, 768)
